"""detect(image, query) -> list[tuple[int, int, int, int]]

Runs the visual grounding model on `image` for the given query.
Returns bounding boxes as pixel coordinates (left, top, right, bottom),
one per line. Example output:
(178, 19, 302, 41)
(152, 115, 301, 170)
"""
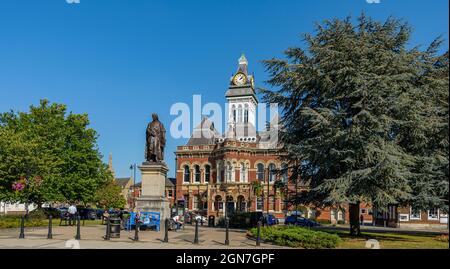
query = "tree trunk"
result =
(349, 202, 361, 236)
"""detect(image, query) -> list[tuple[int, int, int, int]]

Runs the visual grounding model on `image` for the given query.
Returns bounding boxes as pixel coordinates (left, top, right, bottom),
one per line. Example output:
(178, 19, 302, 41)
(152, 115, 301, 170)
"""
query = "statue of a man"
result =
(145, 113, 166, 163)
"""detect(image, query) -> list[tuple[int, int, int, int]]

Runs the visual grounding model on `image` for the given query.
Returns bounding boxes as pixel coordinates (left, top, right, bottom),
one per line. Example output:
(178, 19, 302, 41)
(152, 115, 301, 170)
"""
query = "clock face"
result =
(233, 73, 247, 86)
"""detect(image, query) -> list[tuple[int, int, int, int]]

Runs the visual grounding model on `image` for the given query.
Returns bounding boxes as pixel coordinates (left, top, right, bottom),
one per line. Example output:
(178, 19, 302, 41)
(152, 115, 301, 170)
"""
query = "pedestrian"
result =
(360, 214, 364, 226)
(68, 204, 77, 226)
(134, 208, 141, 225)
(102, 209, 110, 225)
(173, 214, 183, 231)
(117, 208, 124, 229)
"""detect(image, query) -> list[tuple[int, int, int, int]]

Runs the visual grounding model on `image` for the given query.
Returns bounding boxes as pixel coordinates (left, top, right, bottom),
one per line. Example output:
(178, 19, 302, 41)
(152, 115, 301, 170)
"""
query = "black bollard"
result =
(256, 221, 261, 247)
(163, 218, 169, 243)
(75, 215, 81, 240)
(19, 215, 25, 239)
(47, 214, 53, 239)
(225, 217, 230, 246)
(193, 220, 199, 244)
(104, 217, 111, 240)
(133, 218, 139, 241)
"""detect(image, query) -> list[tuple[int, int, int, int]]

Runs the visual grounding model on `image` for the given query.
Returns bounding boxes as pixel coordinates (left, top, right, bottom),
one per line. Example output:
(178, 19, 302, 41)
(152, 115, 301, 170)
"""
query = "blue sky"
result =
(0, 0, 448, 179)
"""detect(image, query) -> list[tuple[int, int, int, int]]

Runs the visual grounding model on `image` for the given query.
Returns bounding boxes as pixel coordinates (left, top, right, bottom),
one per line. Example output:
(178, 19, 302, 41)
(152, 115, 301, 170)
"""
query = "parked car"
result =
(284, 215, 319, 227)
(41, 207, 63, 218)
(194, 215, 208, 223)
(58, 207, 68, 217)
(76, 207, 97, 220)
(96, 209, 105, 219)
(263, 214, 279, 226)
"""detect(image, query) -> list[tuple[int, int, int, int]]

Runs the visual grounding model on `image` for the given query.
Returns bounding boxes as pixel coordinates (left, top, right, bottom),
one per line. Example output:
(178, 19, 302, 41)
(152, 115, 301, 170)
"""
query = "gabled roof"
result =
(187, 117, 220, 146)
(166, 177, 176, 187)
(115, 177, 131, 187)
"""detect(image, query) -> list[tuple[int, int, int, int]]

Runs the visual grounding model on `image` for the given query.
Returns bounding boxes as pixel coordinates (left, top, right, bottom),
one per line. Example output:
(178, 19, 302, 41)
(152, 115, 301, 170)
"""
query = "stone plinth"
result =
(135, 162, 170, 225)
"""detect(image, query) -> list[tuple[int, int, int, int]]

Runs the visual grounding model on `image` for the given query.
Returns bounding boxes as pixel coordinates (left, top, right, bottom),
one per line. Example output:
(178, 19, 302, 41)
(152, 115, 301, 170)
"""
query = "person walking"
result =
(68, 204, 77, 226)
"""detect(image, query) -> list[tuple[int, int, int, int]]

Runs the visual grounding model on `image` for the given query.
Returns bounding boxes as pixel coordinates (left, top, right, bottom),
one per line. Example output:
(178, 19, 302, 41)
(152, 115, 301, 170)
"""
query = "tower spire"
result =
(108, 153, 115, 178)
(238, 53, 248, 65)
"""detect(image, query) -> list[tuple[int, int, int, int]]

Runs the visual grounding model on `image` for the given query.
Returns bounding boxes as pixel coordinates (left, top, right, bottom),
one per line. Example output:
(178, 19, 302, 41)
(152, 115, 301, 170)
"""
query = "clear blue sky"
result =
(0, 0, 448, 180)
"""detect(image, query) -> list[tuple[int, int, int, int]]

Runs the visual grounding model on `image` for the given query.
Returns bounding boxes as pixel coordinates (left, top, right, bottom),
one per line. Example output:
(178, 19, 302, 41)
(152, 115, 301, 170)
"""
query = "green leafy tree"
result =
(94, 179, 126, 209)
(260, 14, 448, 235)
(0, 99, 110, 206)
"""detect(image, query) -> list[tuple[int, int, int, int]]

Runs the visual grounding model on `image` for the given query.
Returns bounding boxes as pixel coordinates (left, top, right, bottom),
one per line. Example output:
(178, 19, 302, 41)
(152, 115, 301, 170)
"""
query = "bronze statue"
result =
(145, 113, 166, 163)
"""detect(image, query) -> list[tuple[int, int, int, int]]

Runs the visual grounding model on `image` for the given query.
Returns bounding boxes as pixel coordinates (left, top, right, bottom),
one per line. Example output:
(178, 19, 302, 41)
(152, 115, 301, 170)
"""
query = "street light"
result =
(129, 164, 137, 209)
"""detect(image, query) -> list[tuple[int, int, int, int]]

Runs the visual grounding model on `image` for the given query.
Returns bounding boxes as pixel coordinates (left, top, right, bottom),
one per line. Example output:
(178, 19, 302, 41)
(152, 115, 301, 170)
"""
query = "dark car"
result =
(263, 214, 279, 226)
(77, 207, 97, 220)
(96, 209, 105, 219)
(284, 215, 319, 227)
(41, 207, 63, 218)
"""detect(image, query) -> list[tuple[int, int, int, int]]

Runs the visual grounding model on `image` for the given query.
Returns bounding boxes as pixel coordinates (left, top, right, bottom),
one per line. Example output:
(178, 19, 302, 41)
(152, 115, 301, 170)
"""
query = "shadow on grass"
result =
(316, 227, 438, 244)
(315, 226, 445, 237)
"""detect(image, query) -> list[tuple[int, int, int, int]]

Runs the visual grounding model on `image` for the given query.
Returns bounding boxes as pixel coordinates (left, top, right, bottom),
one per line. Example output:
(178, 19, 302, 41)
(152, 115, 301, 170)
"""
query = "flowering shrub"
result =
(12, 182, 25, 191)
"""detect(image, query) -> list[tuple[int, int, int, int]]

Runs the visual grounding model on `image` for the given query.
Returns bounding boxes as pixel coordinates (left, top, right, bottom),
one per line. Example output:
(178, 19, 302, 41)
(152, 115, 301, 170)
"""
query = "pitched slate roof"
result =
(187, 117, 221, 146)
(115, 177, 131, 187)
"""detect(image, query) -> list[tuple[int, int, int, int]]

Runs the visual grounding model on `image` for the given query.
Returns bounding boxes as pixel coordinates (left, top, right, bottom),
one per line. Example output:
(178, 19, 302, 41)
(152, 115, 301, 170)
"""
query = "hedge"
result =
(249, 225, 341, 249)
(0, 215, 46, 229)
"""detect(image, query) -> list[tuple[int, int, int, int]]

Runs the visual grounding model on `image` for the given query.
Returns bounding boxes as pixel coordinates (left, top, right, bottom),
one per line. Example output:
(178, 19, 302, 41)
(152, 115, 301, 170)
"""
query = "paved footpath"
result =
(0, 224, 287, 249)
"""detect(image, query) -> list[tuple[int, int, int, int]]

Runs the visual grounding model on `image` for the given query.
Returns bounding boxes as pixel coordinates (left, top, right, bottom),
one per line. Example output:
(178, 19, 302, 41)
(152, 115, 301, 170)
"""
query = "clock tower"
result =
(225, 54, 258, 141)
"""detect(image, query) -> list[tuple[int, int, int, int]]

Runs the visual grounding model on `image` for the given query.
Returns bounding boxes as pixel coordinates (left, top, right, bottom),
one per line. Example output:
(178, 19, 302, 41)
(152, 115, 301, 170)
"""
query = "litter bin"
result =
(109, 217, 121, 238)
(208, 215, 215, 227)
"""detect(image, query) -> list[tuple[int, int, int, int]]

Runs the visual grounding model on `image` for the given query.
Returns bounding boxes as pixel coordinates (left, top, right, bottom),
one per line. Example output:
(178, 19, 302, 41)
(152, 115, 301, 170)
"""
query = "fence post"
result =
(256, 221, 261, 247)
(225, 217, 230, 246)
(75, 215, 81, 240)
(105, 216, 111, 240)
(193, 220, 199, 244)
(19, 215, 25, 239)
(47, 214, 53, 239)
(164, 218, 169, 243)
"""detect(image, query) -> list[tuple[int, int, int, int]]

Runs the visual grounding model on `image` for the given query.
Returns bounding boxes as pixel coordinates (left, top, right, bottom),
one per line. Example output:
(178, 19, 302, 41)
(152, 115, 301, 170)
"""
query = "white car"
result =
(194, 215, 208, 223)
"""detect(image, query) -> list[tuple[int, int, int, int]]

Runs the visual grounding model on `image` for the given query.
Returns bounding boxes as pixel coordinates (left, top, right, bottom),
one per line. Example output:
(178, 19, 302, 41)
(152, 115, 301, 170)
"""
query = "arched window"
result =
(183, 165, 190, 183)
(194, 165, 201, 183)
(237, 195, 246, 212)
(204, 165, 211, 183)
(217, 161, 223, 183)
(240, 162, 247, 183)
(231, 105, 236, 122)
(257, 163, 264, 181)
(244, 104, 249, 123)
(237, 105, 243, 123)
(214, 195, 223, 211)
(268, 163, 276, 182)
(281, 163, 288, 183)
(226, 162, 233, 182)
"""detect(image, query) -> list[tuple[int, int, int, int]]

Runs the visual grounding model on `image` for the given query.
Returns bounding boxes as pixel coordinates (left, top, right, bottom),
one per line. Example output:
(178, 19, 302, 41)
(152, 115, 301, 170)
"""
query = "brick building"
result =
(175, 55, 299, 220)
(174, 55, 447, 228)
(130, 178, 177, 210)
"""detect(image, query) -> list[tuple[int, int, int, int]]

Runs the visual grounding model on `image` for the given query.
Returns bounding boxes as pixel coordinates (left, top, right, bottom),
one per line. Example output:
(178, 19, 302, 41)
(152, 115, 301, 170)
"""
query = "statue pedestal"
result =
(135, 162, 170, 227)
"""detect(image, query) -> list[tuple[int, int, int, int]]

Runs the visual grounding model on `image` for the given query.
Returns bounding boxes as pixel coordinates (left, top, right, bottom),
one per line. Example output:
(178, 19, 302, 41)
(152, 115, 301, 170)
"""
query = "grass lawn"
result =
(0, 216, 103, 229)
(317, 228, 449, 249)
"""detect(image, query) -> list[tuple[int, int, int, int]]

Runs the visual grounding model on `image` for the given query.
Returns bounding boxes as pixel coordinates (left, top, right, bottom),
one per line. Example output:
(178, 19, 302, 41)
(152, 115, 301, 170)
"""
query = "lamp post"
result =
(130, 164, 137, 209)
(266, 167, 270, 216)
